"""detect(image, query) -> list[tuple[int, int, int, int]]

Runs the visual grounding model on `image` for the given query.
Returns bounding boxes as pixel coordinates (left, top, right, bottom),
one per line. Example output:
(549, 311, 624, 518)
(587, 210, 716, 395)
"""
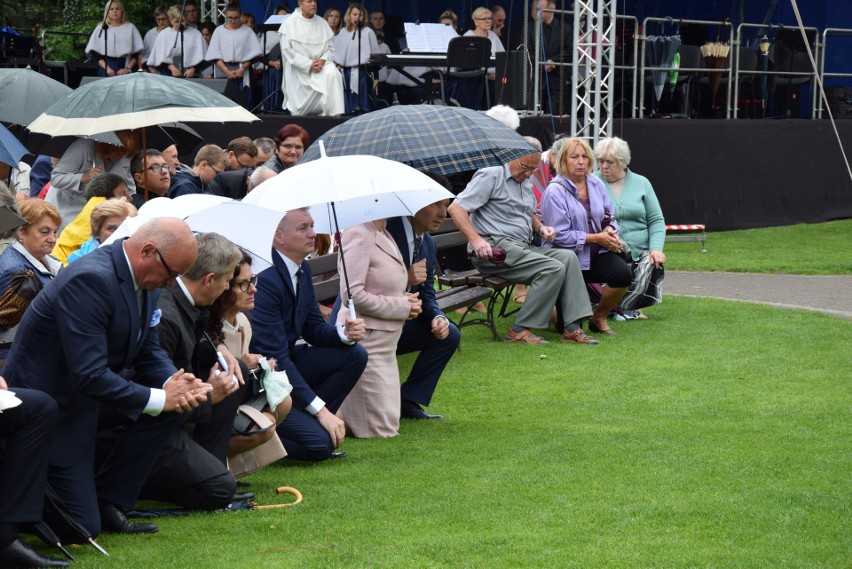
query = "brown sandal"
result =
(504, 329, 549, 344)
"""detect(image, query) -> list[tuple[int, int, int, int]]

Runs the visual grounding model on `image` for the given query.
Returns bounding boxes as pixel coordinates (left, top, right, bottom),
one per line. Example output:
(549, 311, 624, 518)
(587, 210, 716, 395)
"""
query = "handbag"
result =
(0, 268, 43, 329)
(620, 251, 665, 311)
(228, 405, 287, 478)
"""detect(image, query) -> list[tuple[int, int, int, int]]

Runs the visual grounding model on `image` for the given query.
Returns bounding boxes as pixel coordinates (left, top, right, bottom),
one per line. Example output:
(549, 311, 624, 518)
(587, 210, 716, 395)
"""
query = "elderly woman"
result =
(66, 199, 137, 265)
(334, 3, 379, 114)
(540, 137, 632, 336)
(0, 200, 63, 365)
(336, 219, 421, 438)
(595, 137, 666, 318)
(147, 5, 207, 77)
(205, 251, 292, 458)
(462, 6, 505, 108)
(142, 5, 170, 66)
(85, 0, 144, 76)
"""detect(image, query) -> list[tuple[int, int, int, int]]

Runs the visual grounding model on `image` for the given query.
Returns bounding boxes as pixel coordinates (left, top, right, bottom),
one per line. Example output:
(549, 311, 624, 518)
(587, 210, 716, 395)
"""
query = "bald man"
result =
(5, 218, 212, 537)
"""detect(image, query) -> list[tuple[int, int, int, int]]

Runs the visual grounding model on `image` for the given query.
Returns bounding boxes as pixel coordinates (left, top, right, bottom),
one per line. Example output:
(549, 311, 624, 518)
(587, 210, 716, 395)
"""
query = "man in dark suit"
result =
(139, 232, 246, 510)
(250, 208, 368, 461)
(387, 195, 460, 420)
(5, 218, 212, 537)
(0, 379, 66, 568)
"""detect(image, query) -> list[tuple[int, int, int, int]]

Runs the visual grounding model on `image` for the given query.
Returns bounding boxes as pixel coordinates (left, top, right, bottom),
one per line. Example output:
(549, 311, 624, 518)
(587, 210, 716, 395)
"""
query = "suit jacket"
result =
(156, 284, 206, 373)
(5, 239, 175, 418)
(386, 216, 444, 322)
(337, 222, 410, 332)
(250, 248, 350, 411)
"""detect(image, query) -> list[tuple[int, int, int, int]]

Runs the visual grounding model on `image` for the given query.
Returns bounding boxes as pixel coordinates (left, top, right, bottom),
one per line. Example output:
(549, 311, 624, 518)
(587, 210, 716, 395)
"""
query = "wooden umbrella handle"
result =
(252, 486, 303, 509)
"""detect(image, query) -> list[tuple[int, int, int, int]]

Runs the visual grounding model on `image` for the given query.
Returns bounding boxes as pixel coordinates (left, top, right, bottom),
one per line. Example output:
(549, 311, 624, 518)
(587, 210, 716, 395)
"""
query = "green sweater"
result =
(600, 169, 666, 262)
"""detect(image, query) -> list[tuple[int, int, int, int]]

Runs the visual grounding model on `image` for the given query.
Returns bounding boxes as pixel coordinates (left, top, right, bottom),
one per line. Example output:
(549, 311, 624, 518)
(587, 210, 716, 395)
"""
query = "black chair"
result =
(436, 36, 492, 109)
(771, 46, 814, 117)
(670, 44, 703, 118)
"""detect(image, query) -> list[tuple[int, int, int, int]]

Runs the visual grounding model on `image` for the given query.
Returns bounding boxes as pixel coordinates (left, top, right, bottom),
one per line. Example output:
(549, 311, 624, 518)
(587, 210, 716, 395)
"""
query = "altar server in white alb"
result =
(278, 0, 344, 116)
(205, 2, 263, 106)
(85, 0, 144, 77)
(147, 6, 207, 78)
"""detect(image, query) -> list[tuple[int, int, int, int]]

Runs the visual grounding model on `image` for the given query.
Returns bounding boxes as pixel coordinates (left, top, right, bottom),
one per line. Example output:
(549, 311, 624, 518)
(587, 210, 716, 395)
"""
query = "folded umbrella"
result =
(40, 484, 108, 556)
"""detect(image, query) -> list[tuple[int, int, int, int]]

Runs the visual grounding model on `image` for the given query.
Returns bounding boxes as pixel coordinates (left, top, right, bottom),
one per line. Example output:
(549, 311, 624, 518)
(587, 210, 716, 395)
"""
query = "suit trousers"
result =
(276, 343, 367, 461)
(397, 317, 460, 407)
(473, 237, 592, 330)
(0, 388, 58, 525)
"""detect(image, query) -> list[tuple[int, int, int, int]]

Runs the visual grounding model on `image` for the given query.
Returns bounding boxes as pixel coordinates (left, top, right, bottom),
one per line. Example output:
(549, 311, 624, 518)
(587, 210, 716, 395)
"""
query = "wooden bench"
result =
(306, 244, 494, 339)
(665, 224, 707, 252)
(432, 219, 518, 341)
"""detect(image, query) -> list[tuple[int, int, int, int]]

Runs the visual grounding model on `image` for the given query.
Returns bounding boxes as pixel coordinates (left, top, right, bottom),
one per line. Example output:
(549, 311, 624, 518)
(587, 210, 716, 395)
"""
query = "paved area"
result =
(665, 271, 852, 319)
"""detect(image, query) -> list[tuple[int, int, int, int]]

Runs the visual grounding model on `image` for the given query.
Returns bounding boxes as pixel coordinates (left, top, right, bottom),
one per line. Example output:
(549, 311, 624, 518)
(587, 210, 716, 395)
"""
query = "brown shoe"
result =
(561, 329, 599, 344)
(504, 329, 550, 344)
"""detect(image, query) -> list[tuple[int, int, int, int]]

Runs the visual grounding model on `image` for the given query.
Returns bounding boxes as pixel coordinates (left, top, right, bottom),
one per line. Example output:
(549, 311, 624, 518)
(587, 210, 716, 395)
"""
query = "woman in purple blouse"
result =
(540, 137, 632, 336)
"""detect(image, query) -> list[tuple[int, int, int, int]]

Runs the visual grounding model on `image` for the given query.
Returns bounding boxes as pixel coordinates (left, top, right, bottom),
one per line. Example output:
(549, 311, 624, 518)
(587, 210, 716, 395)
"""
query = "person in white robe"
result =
(147, 5, 207, 77)
(85, 0, 144, 76)
(278, 0, 344, 116)
(205, 3, 263, 107)
(142, 6, 169, 65)
(333, 3, 379, 113)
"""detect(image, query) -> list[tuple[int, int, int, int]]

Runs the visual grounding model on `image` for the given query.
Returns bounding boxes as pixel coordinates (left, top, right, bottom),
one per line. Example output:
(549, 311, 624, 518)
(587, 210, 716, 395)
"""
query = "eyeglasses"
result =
(156, 248, 182, 281)
(477, 16, 493, 20)
(233, 274, 258, 292)
(147, 164, 173, 173)
(279, 143, 304, 152)
(207, 163, 223, 175)
(516, 160, 538, 172)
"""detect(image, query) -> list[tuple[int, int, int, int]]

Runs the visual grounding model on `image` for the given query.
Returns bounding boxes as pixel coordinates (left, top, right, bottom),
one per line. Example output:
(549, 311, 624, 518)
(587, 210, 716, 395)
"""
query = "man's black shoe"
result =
(99, 503, 158, 534)
(232, 492, 255, 502)
(236, 481, 252, 489)
(400, 400, 444, 420)
(0, 538, 69, 568)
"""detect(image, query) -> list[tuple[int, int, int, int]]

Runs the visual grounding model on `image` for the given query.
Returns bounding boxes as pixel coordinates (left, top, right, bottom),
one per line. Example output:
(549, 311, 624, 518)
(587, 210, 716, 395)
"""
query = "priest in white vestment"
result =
(278, 0, 344, 116)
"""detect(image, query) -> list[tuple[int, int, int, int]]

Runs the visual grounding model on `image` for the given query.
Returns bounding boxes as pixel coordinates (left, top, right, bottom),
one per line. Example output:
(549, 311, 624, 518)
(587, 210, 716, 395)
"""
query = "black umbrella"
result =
(20, 521, 76, 561)
(39, 484, 109, 556)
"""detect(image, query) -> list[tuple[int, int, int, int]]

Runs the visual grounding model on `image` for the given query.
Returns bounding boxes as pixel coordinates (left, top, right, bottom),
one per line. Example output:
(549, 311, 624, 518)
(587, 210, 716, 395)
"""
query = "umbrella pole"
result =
(143, 128, 149, 202)
(330, 202, 354, 313)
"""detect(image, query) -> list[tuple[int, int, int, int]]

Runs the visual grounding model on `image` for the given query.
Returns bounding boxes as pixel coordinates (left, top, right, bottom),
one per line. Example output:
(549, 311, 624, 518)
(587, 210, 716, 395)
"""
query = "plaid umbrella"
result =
(299, 105, 538, 176)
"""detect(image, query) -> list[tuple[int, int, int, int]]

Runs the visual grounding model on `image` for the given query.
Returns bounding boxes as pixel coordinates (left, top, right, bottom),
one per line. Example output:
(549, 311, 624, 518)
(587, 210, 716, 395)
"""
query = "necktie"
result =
(295, 268, 303, 316)
(412, 235, 422, 263)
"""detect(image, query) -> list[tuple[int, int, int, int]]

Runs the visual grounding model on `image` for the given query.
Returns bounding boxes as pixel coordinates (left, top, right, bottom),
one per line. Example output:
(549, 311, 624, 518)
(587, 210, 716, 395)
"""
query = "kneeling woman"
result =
(540, 137, 632, 336)
(336, 219, 421, 438)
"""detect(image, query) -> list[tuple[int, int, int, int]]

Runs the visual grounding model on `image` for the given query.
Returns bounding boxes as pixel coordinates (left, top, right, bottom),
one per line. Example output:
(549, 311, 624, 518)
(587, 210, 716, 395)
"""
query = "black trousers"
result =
(582, 252, 633, 289)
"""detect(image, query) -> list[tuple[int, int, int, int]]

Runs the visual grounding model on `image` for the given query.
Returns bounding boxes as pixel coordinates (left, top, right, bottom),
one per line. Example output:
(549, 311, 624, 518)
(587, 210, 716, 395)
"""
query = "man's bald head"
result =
(126, 218, 198, 290)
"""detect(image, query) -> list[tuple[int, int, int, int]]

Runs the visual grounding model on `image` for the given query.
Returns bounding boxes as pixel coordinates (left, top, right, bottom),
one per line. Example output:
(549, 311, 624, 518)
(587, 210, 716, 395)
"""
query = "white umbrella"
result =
(244, 142, 455, 233)
(243, 141, 455, 311)
(104, 194, 283, 270)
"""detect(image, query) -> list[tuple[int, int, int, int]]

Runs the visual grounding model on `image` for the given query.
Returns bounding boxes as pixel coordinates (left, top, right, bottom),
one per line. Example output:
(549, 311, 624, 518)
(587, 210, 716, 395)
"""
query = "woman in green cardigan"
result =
(595, 137, 666, 317)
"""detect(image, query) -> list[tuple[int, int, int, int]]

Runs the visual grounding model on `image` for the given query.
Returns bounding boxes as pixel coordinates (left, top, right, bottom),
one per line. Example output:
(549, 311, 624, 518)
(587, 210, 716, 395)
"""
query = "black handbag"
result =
(621, 251, 665, 310)
(0, 268, 42, 328)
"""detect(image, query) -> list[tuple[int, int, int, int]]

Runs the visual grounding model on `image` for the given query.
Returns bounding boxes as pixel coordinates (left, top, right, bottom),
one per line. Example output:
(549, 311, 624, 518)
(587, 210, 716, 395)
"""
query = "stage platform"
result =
(192, 115, 852, 232)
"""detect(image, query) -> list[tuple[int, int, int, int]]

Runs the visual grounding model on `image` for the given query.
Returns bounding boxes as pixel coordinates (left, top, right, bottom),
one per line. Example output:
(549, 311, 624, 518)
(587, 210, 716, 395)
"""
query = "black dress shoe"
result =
(0, 538, 69, 568)
(400, 400, 444, 420)
(236, 480, 252, 489)
(99, 503, 158, 534)
(232, 491, 255, 502)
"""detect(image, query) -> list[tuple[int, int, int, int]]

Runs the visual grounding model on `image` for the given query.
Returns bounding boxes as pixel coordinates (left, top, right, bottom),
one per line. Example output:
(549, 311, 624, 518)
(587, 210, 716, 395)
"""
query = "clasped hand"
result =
(407, 259, 427, 286)
(407, 292, 422, 320)
(164, 369, 213, 413)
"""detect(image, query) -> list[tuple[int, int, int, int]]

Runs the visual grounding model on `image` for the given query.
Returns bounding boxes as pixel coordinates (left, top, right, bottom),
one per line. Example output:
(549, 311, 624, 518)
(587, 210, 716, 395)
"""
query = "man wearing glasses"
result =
(4, 218, 212, 537)
(131, 149, 172, 208)
(448, 145, 593, 345)
(168, 144, 227, 198)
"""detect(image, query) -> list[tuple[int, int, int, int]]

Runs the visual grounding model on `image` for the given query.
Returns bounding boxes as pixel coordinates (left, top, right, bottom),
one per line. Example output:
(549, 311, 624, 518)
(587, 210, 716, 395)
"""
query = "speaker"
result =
(494, 50, 529, 110)
(183, 78, 244, 104)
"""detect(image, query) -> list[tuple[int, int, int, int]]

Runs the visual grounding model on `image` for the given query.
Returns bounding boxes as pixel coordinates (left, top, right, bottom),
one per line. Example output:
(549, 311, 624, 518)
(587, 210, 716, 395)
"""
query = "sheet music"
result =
(403, 22, 458, 53)
(0, 390, 22, 412)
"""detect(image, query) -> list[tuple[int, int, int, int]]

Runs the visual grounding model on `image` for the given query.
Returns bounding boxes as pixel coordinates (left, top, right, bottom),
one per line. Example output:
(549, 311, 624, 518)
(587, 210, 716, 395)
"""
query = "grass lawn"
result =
(665, 219, 852, 274)
(56, 296, 852, 568)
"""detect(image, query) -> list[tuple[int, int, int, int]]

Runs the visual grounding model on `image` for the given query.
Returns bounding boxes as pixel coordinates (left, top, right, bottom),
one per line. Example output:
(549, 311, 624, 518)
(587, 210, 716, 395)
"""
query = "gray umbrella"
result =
(646, 35, 682, 101)
(0, 67, 72, 126)
(299, 105, 538, 176)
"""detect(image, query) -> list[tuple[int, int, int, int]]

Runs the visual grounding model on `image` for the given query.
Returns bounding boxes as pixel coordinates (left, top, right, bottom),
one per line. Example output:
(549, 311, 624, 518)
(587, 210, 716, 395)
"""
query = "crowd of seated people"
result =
(0, 92, 667, 567)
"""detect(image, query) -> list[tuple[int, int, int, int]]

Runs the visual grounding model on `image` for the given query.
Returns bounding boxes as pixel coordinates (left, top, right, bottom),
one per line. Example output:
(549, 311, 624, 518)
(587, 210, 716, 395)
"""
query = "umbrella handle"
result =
(348, 299, 356, 321)
(251, 486, 303, 509)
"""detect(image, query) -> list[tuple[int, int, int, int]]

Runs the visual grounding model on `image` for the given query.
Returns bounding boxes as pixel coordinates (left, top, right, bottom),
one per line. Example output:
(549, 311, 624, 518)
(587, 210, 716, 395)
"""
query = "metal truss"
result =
(570, 0, 616, 144)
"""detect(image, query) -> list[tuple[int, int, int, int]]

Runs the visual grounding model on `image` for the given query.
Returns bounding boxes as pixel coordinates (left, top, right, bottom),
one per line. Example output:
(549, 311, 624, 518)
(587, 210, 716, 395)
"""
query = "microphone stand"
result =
(355, 20, 362, 114)
(101, 23, 109, 74)
(177, 0, 188, 75)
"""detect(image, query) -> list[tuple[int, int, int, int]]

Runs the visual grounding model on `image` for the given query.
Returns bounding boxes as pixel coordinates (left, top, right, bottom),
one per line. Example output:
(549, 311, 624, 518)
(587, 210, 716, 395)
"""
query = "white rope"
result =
(788, 0, 852, 186)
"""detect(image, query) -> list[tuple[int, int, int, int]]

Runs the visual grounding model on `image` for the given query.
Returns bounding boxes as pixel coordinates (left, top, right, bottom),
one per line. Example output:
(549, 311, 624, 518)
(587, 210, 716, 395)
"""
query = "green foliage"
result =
(25, 297, 851, 568)
(666, 220, 852, 275)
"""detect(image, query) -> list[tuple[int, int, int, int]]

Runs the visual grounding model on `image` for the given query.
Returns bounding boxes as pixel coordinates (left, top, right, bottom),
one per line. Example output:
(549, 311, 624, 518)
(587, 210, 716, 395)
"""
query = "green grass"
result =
(46, 296, 852, 568)
(665, 219, 852, 274)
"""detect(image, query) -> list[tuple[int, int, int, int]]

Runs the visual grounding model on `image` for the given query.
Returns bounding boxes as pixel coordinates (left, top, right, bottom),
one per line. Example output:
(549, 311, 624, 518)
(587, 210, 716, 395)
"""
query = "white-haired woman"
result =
(595, 137, 666, 318)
